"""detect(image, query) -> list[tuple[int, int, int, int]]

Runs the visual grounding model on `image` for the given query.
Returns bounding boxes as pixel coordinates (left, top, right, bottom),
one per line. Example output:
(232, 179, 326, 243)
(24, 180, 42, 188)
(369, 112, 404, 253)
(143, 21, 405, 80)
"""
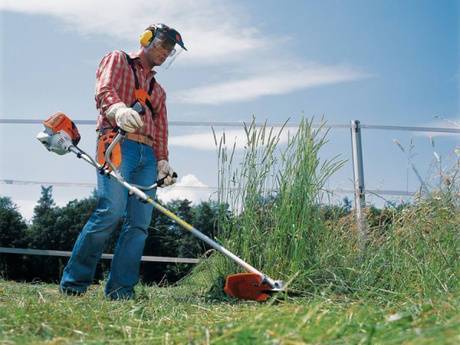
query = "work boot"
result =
(59, 287, 85, 296)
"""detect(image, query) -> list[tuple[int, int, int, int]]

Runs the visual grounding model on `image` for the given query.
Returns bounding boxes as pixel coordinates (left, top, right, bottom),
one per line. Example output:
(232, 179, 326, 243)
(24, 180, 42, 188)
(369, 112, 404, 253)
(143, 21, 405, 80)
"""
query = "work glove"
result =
(157, 160, 176, 187)
(106, 102, 143, 133)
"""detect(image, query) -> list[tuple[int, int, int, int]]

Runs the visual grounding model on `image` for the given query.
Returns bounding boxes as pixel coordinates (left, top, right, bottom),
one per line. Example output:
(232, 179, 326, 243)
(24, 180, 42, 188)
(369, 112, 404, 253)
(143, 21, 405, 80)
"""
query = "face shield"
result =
(147, 26, 187, 69)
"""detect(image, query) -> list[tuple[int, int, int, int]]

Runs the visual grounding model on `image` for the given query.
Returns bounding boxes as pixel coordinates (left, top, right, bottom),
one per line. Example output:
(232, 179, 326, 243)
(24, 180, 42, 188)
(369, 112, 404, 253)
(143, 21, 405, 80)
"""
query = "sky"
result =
(0, 0, 459, 220)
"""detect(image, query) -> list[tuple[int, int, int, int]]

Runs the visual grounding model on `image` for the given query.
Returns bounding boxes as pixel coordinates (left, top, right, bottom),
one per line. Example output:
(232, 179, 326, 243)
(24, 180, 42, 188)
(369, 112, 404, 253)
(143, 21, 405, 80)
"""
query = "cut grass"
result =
(0, 280, 458, 344)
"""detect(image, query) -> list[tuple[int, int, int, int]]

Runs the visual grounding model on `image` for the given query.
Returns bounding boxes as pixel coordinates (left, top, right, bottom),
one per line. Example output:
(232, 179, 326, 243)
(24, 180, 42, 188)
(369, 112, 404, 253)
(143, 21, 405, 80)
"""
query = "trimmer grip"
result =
(132, 101, 145, 115)
(157, 172, 178, 187)
(112, 126, 126, 136)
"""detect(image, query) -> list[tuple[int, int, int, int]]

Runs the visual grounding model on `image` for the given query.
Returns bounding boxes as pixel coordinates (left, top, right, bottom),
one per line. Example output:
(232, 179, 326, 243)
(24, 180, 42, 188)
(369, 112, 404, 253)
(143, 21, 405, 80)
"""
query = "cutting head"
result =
(224, 273, 284, 301)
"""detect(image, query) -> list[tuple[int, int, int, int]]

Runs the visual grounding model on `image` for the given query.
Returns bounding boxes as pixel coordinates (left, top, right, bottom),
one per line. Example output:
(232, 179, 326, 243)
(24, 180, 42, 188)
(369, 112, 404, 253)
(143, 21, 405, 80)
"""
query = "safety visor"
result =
(150, 28, 187, 69)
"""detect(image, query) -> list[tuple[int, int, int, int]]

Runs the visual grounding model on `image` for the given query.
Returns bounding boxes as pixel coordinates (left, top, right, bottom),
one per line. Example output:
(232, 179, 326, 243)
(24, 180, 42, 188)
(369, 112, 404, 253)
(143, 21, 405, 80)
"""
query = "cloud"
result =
(10, 174, 216, 219)
(172, 64, 371, 105)
(170, 127, 295, 150)
(12, 199, 37, 222)
(2, 1, 372, 101)
(1, 0, 266, 64)
(157, 174, 214, 203)
(412, 117, 460, 138)
(13, 196, 72, 222)
(170, 129, 244, 150)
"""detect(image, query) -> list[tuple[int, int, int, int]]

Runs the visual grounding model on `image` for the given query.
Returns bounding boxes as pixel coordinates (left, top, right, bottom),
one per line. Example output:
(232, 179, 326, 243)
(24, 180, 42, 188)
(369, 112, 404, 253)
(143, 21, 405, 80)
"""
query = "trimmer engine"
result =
(36, 112, 81, 155)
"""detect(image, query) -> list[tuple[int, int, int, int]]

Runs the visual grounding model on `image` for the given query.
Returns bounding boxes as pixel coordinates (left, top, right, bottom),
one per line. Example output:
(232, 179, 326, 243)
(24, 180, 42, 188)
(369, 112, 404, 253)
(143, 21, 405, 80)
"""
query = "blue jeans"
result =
(60, 139, 157, 299)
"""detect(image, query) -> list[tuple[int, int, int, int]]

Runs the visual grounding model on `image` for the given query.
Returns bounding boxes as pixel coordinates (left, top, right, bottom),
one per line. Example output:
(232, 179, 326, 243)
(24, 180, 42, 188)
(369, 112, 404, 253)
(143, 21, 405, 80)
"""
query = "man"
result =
(60, 23, 186, 300)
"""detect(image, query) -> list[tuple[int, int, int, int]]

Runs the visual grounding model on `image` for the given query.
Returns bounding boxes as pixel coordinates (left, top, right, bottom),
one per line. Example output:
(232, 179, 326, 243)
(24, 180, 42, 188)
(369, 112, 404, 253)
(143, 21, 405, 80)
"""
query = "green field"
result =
(1, 121, 458, 344)
(0, 280, 458, 344)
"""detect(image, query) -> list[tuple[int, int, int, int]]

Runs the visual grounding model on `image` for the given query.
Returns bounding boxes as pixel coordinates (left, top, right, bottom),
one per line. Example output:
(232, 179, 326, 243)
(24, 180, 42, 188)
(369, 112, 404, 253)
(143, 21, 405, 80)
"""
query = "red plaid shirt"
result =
(95, 50, 169, 161)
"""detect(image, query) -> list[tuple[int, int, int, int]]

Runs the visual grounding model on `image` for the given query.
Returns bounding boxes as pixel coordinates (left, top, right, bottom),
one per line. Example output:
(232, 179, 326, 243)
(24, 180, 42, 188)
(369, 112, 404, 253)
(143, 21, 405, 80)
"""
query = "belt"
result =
(125, 133, 154, 146)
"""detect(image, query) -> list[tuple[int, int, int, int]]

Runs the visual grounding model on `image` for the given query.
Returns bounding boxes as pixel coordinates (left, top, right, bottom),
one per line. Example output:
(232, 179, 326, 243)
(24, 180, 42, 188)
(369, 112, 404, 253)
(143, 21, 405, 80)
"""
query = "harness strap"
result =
(123, 52, 156, 115)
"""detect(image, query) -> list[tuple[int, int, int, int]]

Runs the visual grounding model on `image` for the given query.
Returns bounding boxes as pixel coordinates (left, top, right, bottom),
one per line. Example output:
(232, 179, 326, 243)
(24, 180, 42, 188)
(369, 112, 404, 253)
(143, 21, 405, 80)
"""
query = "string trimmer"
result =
(37, 112, 284, 301)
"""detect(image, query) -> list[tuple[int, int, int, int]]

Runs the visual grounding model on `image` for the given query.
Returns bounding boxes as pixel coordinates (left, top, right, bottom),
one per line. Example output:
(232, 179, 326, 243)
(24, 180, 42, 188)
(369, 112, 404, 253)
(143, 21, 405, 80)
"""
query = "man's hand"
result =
(106, 102, 143, 133)
(157, 160, 177, 187)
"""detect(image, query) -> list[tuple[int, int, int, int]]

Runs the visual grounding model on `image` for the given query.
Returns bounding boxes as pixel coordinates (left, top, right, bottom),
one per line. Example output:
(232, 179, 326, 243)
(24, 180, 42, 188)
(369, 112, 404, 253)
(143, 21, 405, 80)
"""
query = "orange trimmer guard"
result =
(224, 273, 274, 301)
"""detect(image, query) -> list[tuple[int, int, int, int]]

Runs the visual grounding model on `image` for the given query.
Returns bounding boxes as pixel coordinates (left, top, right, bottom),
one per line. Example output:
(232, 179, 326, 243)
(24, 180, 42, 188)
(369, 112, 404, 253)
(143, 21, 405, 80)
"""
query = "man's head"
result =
(139, 24, 187, 68)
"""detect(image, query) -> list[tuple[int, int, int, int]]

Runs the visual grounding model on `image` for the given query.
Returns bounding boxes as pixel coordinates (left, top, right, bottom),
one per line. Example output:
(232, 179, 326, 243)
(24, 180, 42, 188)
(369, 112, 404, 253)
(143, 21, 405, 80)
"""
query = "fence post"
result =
(350, 120, 367, 246)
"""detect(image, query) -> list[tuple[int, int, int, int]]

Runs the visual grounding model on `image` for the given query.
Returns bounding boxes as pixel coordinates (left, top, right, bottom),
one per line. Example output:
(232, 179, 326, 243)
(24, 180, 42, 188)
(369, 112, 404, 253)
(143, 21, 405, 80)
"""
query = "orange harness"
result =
(124, 52, 156, 116)
(97, 130, 122, 170)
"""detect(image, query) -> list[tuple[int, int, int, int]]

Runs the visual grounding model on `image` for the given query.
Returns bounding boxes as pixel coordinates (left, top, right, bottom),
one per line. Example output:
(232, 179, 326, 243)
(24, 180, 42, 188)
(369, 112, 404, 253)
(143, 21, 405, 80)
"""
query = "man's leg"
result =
(105, 143, 157, 300)
(60, 173, 128, 294)
(59, 139, 141, 294)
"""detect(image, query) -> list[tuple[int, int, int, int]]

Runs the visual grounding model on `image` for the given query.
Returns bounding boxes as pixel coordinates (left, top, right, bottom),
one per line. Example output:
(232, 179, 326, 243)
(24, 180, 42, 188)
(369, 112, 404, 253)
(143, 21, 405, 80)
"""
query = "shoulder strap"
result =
(123, 52, 140, 89)
(148, 76, 156, 94)
(123, 51, 157, 116)
(123, 52, 156, 95)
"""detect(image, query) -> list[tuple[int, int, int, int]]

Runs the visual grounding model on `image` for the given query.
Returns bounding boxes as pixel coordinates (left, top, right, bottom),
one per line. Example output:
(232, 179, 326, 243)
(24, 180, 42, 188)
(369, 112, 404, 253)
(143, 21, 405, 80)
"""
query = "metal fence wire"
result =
(0, 118, 459, 259)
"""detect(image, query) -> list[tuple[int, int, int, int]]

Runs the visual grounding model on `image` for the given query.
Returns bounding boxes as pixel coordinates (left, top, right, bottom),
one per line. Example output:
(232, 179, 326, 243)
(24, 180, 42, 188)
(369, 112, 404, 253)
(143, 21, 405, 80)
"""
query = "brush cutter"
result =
(37, 112, 284, 301)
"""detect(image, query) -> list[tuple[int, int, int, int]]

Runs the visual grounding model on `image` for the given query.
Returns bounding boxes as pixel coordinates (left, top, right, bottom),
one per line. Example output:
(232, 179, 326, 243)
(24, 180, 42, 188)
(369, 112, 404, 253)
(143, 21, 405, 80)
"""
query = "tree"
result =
(2, 189, 232, 285)
(0, 196, 29, 279)
(0, 197, 28, 247)
(25, 186, 57, 247)
(23, 187, 99, 282)
(141, 199, 229, 284)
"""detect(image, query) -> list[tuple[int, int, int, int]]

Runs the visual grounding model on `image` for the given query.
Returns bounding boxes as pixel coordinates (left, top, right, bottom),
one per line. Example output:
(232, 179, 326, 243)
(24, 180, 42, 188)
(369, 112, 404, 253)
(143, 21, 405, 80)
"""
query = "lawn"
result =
(0, 279, 458, 344)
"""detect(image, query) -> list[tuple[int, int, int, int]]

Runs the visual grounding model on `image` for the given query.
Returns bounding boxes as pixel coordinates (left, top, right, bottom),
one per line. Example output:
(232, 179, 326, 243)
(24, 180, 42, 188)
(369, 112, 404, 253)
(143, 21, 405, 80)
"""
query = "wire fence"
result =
(1, 118, 459, 260)
(0, 247, 199, 263)
(0, 179, 419, 197)
(2, 118, 460, 132)
(3, 117, 458, 198)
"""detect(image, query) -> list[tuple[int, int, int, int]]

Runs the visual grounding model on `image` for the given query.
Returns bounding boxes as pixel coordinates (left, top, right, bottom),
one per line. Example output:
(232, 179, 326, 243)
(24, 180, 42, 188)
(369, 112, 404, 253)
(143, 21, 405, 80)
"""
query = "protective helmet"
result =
(139, 23, 187, 68)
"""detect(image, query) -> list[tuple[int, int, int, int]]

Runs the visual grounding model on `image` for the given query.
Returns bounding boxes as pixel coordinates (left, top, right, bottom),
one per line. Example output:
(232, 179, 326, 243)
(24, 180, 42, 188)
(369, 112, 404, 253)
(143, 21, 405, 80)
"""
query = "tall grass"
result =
(189, 118, 345, 293)
(317, 196, 459, 297)
(184, 118, 459, 299)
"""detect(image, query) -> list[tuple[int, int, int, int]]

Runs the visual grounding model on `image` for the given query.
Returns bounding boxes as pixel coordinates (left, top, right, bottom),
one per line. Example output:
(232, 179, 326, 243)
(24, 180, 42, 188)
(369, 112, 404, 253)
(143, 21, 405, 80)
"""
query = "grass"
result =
(1, 118, 459, 344)
(0, 279, 458, 344)
(210, 119, 346, 292)
(206, 119, 459, 299)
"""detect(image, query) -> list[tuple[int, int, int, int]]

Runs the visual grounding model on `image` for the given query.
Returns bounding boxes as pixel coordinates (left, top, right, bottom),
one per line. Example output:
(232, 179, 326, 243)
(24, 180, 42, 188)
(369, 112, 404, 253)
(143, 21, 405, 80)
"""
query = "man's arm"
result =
(155, 97, 176, 187)
(95, 51, 143, 132)
(153, 94, 169, 161)
(95, 51, 125, 124)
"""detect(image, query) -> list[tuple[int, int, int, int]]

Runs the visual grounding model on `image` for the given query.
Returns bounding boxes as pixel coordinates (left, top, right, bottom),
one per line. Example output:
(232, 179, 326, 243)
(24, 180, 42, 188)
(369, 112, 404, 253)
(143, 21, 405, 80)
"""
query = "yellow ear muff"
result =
(139, 30, 154, 47)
